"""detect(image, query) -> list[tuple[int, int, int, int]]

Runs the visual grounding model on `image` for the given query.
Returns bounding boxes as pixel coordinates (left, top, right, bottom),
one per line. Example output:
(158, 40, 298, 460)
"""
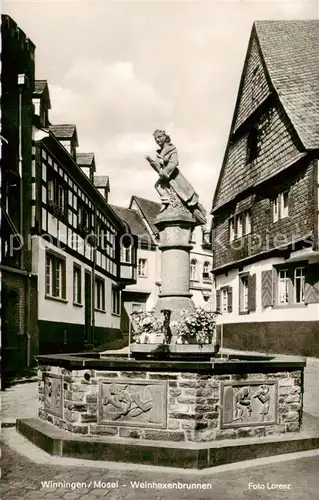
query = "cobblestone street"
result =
(1, 436, 319, 499)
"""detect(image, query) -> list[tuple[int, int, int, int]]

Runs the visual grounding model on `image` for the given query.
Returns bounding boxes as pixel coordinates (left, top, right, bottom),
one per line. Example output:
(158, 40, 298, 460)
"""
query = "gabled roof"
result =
(33, 80, 51, 109)
(130, 196, 161, 234)
(94, 175, 110, 191)
(49, 124, 79, 146)
(76, 152, 95, 167)
(110, 205, 152, 246)
(212, 19, 319, 213)
(255, 20, 319, 150)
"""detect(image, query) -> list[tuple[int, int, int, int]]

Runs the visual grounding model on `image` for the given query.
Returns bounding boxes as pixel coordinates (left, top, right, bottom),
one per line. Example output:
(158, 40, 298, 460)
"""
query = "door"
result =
(84, 271, 92, 343)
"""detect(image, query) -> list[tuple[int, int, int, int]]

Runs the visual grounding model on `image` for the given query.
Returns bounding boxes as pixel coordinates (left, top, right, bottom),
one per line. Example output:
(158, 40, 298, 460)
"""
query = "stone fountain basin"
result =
(15, 352, 319, 470)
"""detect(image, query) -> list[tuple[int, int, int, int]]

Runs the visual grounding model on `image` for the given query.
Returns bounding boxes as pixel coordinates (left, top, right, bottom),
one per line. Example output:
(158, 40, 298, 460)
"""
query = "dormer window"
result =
(33, 80, 51, 128)
(246, 125, 259, 164)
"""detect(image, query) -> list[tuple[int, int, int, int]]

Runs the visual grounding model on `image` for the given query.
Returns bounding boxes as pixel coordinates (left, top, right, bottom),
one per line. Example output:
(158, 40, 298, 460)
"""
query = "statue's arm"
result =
(162, 151, 179, 178)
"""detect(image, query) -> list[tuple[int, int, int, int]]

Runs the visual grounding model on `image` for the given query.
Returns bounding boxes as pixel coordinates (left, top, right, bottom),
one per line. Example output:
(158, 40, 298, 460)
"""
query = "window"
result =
(73, 264, 82, 304)
(274, 265, 306, 306)
(246, 125, 259, 163)
(280, 191, 289, 219)
(229, 218, 235, 242)
(190, 259, 198, 281)
(95, 277, 105, 311)
(244, 211, 251, 235)
(273, 196, 279, 223)
(202, 261, 211, 281)
(47, 171, 67, 215)
(138, 258, 148, 277)
(294, 267, 305, 304)
(112, 286, 121, 315)
(236, 214, 243, 239)
(272, 191, 289, 222)
(121, 246, 131, 263)
(239, 275, 249, 312)
(45, 252, 66, 300)
(229, 210, 251, 241)
(278, 269, 289, 304)
(221, 288, 228, 312)
(120, 235, 132, 263)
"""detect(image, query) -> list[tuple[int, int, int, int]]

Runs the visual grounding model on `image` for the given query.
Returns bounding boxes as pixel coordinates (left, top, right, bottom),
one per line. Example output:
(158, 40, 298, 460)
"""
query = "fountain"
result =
(17, 131, 318, 469)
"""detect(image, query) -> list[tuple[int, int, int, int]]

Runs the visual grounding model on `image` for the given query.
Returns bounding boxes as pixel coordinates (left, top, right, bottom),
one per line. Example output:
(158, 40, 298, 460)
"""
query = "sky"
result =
(3, 0, 317, 217)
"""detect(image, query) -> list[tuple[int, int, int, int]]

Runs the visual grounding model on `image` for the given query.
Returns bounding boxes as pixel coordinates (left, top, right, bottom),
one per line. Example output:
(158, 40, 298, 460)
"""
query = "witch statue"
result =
(145, 129, 207, 225)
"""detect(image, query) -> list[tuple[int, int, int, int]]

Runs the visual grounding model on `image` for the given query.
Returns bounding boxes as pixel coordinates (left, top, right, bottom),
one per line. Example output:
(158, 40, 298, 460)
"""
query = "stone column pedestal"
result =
(154, 211, 196, 319)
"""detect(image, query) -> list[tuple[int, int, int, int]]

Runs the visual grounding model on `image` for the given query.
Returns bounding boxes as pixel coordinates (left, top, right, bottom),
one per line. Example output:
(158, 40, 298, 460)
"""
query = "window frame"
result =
(45, 250, 67, 301)
(138, 258, 148, 278)
(95, 276, 106, 312)
(190, 258, 198, 281)
(239, 273, 249, 314)
(112, 286, 121, 316)
(73, 263, 82, 306)
(274, 264, 307, 308)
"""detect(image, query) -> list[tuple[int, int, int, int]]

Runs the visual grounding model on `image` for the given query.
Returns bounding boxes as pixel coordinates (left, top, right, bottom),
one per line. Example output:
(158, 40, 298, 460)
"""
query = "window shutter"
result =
(216, 290, 221, 312)
(227, 287, 233, 313)
(261, 270, 273, 307)
(304, 265, 319, 304)
(248, 273, 256, 311)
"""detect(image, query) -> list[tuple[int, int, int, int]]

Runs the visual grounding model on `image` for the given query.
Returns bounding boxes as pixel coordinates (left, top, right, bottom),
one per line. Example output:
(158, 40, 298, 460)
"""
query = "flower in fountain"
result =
(131, 310, 164, 344)
(175, 307, 217, 346)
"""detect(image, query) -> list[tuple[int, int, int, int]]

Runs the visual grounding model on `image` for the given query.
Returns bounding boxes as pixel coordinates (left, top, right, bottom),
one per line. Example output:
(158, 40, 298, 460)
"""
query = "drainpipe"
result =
(17, 74, 26, 269)
(91, 205, 97, 346)
(18, 74, 32, 366)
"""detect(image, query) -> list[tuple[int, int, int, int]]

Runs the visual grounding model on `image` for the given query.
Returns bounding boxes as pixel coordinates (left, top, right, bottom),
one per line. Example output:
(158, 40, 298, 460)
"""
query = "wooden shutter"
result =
(261, 269, 273, 307)
(304, 264, 319, 304)
(248, 273, 256, 312)
(216, 290, 221, 312)
(227, 287, 233, 313)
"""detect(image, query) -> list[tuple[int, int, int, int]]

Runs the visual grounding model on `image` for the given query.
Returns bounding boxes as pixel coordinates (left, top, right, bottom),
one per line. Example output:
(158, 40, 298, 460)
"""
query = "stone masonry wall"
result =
(38, 365, 303, 442)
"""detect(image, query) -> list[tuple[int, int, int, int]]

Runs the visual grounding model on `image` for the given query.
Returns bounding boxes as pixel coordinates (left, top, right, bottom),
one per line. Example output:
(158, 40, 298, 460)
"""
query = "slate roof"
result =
(255, 20, 319, 150)
(50, 124, 78, 142)
(131, 196, 161, 234)
(76, 152, 95, 166)
(33, 80, 51, 108)
(110, 206, 148, 239)
(34, 80, 47, 95)
(94, 175, 109, 189)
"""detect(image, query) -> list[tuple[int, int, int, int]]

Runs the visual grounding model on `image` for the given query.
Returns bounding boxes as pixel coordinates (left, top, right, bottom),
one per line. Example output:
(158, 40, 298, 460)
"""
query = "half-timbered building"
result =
(211, 21, 319, 356)
(1, 15, 137, 372)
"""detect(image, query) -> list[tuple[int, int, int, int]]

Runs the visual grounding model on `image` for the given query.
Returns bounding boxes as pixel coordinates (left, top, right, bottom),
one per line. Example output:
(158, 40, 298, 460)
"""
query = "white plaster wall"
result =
(215, 255, 318, 324)
(36, 239, 120, 329)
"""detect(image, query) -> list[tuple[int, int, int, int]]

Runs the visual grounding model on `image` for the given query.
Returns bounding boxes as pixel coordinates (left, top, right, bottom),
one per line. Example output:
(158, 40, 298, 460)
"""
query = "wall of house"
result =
(214, 254, 319, 356)
(214, 160, 315, 269)
(33, 236, 121, 353)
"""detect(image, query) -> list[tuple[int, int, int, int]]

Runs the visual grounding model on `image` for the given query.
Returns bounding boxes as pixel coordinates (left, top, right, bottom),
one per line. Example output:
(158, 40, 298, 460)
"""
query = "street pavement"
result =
(1, 355, 319, 499)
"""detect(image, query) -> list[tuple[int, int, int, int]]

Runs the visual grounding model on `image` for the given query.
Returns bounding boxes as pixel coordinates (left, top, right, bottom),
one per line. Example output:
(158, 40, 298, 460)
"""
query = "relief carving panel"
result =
(43, 373, 63, 417)
(220, 380, 277, 428)
(98, 379, 167, 428)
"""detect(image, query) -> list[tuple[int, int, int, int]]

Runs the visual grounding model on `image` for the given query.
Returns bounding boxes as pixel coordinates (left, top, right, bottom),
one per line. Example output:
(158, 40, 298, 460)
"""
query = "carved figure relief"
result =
(43, 373, 63, 417)
(221, 380, 277, 428)
(99, 379, 167, 428)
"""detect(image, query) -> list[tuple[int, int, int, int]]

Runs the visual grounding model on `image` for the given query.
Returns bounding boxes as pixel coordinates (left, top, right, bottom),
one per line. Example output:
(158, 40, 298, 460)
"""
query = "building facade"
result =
(211, 21, 319, 356)
(1, 15, 38, 376)
(112, 196, 214, 337)
(1, 15, 137, 373)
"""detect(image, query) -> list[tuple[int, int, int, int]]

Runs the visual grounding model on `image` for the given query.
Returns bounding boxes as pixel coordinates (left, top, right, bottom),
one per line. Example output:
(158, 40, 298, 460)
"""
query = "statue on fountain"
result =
(145, 129, 207, 225)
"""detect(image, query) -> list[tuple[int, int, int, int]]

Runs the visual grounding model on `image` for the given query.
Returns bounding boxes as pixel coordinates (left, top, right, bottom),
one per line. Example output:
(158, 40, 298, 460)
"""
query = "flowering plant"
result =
(131, 310, 164, 344)
(174, 307, 217, 346)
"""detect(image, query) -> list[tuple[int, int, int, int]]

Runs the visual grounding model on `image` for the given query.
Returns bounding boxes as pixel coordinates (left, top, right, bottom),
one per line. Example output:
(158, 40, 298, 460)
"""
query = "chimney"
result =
(93, 175, 110, 202)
